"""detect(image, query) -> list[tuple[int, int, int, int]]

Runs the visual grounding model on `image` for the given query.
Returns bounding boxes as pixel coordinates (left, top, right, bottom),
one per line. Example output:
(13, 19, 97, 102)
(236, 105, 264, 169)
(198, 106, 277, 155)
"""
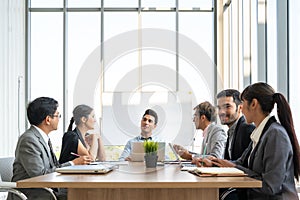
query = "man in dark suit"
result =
(216, 89, 255, 200)
(10, 97, 91, 200)
(216, 89, 255, 161)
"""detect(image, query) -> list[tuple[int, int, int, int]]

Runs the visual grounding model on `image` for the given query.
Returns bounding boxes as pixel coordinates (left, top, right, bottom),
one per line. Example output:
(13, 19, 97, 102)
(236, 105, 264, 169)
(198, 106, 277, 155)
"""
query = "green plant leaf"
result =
(143, 141, 158, 153)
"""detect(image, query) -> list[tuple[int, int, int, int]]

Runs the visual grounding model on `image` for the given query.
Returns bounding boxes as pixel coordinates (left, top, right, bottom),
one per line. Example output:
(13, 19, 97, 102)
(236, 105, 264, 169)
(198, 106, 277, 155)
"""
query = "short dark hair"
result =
(27, 97, 58, 126)
(143, 109, 158, 125)
(194, 101, 216, 122)
(216, 89, 242, 106)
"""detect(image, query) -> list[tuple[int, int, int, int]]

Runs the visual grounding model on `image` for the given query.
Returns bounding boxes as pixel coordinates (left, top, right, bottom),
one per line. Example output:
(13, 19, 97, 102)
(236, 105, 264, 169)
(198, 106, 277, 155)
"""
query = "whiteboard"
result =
(101, 92, 194, 146)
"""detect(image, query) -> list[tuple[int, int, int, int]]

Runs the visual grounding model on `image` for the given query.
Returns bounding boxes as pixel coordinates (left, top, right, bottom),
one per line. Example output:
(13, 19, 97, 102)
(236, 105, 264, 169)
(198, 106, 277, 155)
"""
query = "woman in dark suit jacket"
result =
(212, 82, 300, 200)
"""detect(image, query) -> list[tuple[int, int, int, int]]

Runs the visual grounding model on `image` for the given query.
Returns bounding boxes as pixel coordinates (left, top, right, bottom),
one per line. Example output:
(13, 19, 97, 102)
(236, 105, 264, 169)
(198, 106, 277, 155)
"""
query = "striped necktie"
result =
(48, 139, 60, 167)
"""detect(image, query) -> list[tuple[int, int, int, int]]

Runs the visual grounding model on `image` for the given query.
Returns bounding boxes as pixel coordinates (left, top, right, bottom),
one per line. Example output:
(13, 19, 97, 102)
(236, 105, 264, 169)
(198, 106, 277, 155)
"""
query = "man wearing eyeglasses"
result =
(119, 109, 159, 161)
(173, 101, 227, 160)
(10, 97, 91, 200)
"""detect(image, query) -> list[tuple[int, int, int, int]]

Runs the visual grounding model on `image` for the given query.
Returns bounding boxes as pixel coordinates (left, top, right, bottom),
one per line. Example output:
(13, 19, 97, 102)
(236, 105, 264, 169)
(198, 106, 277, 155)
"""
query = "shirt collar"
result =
(32, 125, 49, 145)
(202, 123, 211, 137)
(250, 115, 271, 146)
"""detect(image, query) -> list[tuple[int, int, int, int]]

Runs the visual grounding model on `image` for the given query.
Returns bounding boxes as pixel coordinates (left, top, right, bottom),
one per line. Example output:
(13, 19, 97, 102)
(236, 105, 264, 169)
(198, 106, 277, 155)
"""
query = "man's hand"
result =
(73, 155, 92, 165)
(173, 144, 192, 160)
(211, 158, 236, 167)
(192, 157, 214, 167)
(125, 157, 132, 161)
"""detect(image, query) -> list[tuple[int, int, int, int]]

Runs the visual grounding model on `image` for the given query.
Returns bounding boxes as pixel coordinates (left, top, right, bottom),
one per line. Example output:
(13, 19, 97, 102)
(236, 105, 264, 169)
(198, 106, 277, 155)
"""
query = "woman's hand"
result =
(72, 155, 92, 165)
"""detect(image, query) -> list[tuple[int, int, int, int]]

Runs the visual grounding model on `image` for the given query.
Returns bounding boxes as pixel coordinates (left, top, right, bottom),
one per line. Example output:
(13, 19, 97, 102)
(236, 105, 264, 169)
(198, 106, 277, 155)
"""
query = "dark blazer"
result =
(10, 126, 70, 200)
(235, 116, 298, 200)
(224, 116, 255, 161)
(59, 128, 87, 164)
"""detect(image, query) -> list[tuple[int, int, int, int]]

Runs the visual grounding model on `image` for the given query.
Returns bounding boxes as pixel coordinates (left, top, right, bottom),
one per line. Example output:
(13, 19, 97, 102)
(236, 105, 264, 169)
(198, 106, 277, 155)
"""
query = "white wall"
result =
(0, 0, 26, 156)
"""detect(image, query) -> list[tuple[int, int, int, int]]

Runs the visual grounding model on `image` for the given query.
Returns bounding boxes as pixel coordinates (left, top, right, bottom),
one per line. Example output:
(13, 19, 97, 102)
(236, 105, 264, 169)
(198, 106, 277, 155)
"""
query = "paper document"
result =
(189, 167, 246, 177)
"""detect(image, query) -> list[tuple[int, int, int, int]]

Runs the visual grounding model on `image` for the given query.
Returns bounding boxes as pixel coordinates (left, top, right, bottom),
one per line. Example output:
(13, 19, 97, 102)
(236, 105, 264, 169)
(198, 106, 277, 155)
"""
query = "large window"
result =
(27, 0, 215, 150)
(289, 0, 300, 139)
(223, 0, 300, 139)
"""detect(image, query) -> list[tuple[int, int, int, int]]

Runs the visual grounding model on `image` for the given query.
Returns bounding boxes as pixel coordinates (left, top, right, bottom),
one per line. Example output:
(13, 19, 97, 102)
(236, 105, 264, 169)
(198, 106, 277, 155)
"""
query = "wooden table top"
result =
(17, 163, 262, 189)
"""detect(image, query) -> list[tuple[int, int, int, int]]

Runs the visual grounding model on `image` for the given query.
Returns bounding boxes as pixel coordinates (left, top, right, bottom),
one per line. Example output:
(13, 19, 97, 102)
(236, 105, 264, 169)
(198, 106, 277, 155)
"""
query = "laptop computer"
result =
(169, 143, 183, 161)
(130, 142, 165, 162)
(168, 143, 196, 168)
(55, 164, 116, 174)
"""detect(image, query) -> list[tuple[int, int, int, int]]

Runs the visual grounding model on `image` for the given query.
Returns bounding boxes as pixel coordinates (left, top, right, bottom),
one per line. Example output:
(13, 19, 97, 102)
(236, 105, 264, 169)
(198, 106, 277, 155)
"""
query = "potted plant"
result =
(143, 140, 158, 168)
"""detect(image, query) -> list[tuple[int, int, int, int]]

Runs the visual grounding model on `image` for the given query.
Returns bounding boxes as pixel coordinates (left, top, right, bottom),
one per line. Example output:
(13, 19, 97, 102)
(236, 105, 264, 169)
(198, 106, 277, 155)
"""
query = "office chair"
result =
(219, 187, 237, 200)
(0, 156, 57, 200)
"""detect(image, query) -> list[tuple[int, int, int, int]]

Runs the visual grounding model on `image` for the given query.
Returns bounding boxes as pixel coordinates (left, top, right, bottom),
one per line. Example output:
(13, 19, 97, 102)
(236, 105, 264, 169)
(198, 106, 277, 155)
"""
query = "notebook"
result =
(130, 142, 165, 162)
(55, 164, 115, 174)
(189, 167, 246, 177)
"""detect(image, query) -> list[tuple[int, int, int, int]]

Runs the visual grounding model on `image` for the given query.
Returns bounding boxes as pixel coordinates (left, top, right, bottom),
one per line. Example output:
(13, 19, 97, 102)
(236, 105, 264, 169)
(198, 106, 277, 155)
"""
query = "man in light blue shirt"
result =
(119, 109, 159, 161)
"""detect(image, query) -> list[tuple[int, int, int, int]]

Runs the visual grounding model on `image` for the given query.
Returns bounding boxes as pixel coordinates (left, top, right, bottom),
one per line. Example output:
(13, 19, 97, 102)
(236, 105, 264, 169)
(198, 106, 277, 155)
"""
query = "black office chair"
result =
(0, 156, 57, 200)
(220, 187, 237, 200)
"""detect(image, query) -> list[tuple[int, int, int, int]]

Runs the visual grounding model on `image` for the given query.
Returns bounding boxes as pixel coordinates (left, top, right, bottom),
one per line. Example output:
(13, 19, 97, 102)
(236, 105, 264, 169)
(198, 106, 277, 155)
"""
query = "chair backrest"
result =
(0, 157, 15, 182)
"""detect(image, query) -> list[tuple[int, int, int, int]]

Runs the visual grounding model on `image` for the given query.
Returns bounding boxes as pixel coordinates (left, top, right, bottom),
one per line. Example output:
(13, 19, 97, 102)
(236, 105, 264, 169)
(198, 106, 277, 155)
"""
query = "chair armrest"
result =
(0, 182, 57, 200)
(0, 186, 27, 200)
(42, 187, 57, 200)
(0, 181, 16, 187)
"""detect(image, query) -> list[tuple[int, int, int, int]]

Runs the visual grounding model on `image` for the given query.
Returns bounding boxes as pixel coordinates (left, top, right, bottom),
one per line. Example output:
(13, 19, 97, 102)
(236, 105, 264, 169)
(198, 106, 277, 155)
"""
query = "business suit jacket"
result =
(235, 117, 298, 200)
(10, 126, 70, 200)
(224, 116, 255, 161)
(202, 123, 227, 159)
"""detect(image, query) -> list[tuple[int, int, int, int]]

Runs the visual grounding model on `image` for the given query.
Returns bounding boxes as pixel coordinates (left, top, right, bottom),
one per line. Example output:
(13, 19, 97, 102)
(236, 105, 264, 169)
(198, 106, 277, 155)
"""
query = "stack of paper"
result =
(189, 167, 246, 177)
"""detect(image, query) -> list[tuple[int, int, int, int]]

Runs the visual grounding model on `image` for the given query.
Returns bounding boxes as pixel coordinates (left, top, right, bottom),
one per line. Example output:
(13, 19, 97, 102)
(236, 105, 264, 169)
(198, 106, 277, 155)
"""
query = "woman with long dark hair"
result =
(59, 104, 105, 163)
(212, 82, 300, 199)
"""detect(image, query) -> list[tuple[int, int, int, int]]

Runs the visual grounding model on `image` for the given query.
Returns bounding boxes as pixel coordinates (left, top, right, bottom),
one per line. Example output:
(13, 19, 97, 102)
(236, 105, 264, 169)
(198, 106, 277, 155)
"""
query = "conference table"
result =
(17, 162, 261, 200)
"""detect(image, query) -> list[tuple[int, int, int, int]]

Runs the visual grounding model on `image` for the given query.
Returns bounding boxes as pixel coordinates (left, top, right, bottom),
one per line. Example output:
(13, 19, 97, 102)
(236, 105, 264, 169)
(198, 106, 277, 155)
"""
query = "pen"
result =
(201, 143, 207, 166)
(71, 152, 80, 157)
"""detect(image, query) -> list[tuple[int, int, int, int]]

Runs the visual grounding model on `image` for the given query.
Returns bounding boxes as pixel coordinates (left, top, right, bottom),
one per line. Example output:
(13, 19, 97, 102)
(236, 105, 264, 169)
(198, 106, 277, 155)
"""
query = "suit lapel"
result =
(30, 126, 55, 167)
(230, 116, 244, 155)
(248, 116, 276, 168)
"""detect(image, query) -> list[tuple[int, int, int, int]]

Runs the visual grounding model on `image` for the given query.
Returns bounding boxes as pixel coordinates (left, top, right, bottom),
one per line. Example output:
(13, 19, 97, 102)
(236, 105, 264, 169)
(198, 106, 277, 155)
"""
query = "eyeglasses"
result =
(192, 111, 207, 120)
(51, 114, 61, 118)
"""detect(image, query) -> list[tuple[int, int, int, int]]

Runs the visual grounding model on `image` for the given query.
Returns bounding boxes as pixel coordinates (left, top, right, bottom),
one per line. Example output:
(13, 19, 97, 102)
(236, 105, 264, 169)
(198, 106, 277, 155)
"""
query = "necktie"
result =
(141, 137, 152, 141)
(48, 139, 60, 167)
